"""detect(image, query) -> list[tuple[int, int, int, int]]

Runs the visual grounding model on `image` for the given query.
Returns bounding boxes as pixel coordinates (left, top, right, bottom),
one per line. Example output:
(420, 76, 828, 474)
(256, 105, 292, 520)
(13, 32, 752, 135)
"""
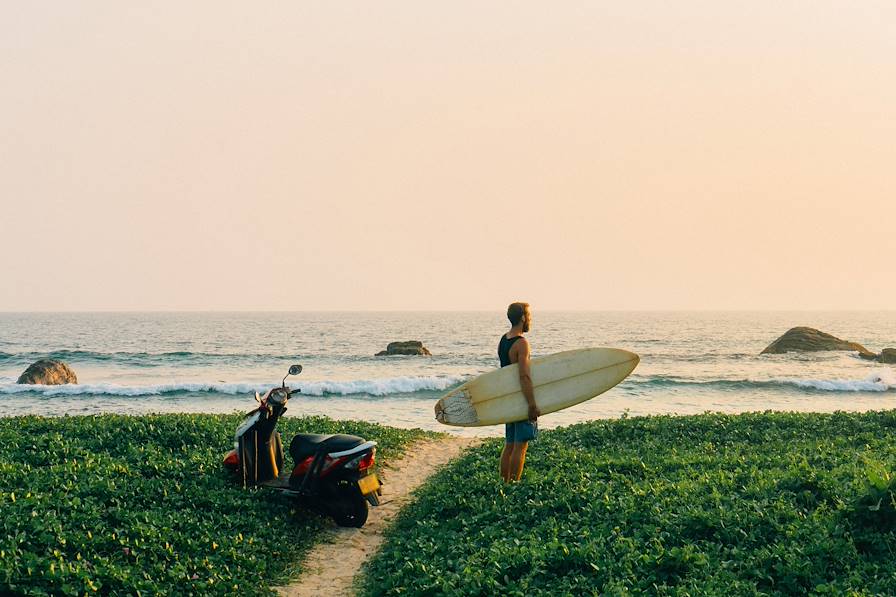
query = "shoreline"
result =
(3, 401, 896, 438)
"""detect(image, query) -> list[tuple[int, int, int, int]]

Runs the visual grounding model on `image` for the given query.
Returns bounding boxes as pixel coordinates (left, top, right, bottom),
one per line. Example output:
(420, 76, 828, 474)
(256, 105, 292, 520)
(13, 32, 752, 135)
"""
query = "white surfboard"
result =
(434, 347, 639, 427)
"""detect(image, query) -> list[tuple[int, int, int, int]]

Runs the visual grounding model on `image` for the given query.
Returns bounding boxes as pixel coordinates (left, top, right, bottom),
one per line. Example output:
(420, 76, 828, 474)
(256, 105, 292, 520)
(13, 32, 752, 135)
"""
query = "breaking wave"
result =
(0, 375, 466, 398)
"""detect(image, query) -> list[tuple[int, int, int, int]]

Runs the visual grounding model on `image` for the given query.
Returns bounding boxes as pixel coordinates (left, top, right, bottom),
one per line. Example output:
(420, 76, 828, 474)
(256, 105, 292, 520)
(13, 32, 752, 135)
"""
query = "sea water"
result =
(1, 312, 893, 436)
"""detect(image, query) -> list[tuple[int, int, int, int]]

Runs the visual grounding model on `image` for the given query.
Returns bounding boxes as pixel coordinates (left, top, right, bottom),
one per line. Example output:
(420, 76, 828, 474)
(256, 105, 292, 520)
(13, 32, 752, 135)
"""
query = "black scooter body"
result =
(224, 366, 380, 527)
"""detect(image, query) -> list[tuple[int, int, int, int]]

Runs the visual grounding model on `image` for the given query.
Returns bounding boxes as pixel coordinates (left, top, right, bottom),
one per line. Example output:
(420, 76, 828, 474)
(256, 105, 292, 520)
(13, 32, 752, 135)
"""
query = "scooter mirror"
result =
(288, 364, 303, 376)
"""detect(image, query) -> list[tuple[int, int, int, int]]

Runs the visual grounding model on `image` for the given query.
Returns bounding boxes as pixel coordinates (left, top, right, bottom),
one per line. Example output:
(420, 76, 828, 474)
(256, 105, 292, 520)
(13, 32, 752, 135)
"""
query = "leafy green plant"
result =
(0, 414, 436, 596)
(361, 411, 896, 596)
(851, 460, 896, 532)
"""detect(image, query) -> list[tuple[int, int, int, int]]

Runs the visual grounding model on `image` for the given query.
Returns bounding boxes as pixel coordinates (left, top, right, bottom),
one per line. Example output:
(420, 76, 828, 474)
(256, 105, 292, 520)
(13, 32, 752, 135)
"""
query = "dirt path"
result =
(274, 437, 482, 597)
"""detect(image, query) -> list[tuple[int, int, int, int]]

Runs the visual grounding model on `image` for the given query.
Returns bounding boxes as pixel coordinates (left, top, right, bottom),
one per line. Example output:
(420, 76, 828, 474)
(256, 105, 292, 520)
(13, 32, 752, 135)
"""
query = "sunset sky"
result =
(2, 3, 893, 311)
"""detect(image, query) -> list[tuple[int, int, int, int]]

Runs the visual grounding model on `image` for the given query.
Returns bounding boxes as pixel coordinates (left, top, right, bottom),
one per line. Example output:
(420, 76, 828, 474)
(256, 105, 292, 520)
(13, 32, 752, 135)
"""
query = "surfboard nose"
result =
(617, 349, 640, 373)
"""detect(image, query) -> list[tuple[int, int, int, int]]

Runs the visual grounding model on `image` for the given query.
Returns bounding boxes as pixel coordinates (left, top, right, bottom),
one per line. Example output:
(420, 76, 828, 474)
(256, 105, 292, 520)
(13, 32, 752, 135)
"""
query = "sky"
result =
(1, 2, 894, 311)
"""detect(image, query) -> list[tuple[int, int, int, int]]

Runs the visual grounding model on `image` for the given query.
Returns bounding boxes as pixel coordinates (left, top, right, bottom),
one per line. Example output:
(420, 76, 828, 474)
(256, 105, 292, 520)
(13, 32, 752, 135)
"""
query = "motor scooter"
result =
(223, 364, 381, 527)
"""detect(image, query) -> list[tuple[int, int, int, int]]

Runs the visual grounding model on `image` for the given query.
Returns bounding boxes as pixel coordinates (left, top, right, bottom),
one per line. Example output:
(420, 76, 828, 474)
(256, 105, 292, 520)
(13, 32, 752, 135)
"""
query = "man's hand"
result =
(528, 403, 540, 422)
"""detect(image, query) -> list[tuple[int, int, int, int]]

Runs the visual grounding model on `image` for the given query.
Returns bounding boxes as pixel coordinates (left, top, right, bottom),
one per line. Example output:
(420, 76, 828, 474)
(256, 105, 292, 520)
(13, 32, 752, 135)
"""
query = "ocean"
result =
(1, 312, 893, 436)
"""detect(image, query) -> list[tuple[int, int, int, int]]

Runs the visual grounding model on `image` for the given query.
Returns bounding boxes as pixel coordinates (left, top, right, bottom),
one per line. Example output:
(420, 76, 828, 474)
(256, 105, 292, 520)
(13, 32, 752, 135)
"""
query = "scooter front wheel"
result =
(328, 479, 369, 528)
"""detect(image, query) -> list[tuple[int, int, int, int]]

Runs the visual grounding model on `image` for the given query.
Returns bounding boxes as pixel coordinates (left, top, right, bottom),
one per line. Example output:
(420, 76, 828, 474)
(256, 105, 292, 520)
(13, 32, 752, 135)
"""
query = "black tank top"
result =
(498, 335, 523, 368)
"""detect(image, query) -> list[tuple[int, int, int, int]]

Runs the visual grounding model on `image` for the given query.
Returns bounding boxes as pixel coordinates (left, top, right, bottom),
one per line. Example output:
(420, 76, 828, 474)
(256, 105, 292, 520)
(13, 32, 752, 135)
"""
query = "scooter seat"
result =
(289, 433, 365, 462)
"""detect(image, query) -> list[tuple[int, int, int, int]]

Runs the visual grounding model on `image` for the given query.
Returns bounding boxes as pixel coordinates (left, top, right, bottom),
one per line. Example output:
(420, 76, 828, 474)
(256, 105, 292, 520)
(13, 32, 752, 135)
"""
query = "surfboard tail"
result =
(434, 389, 479, 426)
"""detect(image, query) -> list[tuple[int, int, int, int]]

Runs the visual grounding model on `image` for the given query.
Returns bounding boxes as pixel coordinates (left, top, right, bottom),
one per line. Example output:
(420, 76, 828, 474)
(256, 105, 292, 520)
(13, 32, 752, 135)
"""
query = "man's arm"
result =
(514, 339, 540, 422)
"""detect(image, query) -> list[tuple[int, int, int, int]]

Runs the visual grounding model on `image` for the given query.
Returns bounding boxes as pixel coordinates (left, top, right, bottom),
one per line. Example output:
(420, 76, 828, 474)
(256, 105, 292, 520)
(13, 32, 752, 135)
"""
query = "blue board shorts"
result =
(505, 420, 538, 443)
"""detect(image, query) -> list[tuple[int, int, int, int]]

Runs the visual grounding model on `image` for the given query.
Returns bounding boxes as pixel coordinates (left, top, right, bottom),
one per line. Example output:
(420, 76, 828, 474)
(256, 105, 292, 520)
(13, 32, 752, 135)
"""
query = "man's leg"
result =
(509, 441, 529, 481)
(500, 423, 514, 481)
(500, 442, 513, 482)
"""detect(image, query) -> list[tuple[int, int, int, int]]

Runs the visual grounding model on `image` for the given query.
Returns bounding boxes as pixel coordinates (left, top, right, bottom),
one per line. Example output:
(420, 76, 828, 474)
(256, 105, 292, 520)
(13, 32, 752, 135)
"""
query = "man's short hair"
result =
(507, 302, 530, 326)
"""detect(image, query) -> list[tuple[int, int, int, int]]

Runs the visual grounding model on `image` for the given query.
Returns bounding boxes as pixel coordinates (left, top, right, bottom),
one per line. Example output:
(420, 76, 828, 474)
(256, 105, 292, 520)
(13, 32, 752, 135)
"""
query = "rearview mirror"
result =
(288, 364, 303, 376)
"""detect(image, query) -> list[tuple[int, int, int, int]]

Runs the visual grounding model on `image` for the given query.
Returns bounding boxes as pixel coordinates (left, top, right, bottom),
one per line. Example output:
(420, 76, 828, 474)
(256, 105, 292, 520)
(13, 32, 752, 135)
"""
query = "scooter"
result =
(222, 364, 381, 527)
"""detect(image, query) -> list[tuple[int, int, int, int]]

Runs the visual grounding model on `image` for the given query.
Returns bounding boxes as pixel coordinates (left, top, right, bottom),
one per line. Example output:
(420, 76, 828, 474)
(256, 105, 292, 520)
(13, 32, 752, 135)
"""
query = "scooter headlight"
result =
(269, 388, 288, 405)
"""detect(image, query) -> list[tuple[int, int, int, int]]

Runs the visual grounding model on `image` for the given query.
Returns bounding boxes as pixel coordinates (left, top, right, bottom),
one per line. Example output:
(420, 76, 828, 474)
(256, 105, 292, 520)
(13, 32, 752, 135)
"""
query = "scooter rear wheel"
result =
(329, 479, 369, 528)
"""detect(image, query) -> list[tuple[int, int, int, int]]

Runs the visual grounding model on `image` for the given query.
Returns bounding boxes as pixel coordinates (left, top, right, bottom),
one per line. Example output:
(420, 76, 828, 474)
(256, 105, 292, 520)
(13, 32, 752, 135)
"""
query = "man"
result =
(499, 302, 540, 482)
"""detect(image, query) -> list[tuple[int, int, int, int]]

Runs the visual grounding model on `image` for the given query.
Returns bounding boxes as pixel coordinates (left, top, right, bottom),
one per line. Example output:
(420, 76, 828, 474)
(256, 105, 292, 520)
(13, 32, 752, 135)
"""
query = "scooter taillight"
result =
(357, 448, 376, 471)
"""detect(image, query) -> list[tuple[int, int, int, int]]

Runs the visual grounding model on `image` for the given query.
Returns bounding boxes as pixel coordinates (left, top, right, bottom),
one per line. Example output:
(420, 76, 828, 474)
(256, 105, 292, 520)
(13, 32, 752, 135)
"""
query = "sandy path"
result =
(274, 437, 482, 597)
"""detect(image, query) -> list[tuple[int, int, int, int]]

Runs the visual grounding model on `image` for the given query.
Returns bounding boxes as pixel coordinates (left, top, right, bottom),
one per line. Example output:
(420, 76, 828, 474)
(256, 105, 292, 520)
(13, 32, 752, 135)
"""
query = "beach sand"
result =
(274, 436, 482, 597)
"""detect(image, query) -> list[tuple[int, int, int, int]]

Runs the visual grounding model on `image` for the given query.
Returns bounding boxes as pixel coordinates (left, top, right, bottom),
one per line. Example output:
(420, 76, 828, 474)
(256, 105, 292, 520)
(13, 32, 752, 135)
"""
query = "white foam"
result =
(772, 369, 896, 392)
(297, 375, 465, 396)
(0, 375, 466, 398)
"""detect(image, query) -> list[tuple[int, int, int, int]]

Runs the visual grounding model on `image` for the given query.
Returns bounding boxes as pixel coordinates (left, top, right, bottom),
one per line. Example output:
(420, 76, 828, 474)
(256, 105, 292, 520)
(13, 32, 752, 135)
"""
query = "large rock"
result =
(760, 327, 874, 356)
(17, 359, 78, 385)
(880, 349, 896, 364)
(376, 341, 432, 356)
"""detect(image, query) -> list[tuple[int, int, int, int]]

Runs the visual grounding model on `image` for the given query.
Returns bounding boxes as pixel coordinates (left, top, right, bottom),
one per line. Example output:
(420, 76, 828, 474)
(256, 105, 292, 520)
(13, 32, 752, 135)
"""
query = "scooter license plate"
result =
(358, 474, 380, 495)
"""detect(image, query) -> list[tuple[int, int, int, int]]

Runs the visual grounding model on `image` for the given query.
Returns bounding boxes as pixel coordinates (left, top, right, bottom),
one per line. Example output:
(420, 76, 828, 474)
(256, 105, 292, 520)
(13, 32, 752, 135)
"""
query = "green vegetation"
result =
(0, 414, 436, 596)
(362, 411, 896, 596)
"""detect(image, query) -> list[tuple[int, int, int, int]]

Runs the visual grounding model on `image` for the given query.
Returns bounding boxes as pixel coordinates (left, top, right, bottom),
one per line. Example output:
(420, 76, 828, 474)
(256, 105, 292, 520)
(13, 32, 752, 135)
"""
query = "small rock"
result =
(375, 341, 432, 356)
(880, 349, 896, 364)
(17, 359, 78, 385)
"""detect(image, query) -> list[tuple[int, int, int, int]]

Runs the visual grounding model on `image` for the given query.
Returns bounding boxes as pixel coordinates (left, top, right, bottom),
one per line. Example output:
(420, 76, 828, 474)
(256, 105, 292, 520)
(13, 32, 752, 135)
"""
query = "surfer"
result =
(499, 302, 540, 482)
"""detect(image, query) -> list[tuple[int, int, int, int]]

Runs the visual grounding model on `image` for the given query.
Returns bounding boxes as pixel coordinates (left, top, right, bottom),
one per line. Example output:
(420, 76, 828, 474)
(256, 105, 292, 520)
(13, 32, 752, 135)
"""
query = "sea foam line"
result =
(0, 375, 466, 398)
(635, 369, 896, 393)
(773, 370, 895, 393)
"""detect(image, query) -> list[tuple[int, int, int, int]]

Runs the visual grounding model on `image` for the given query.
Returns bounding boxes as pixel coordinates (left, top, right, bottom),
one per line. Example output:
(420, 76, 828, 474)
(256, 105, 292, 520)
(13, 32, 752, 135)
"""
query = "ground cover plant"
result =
(362, 410, 896, 596)
(0, 413, 436, 596)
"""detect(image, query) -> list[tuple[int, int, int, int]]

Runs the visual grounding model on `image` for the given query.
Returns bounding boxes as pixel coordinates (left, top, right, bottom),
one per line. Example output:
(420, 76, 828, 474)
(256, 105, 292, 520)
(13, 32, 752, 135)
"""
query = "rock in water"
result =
(760, 327, 874, 356)
(375, 341, 432, 356)
(17, 359, 78, 385)
(880, 349, 896, 364)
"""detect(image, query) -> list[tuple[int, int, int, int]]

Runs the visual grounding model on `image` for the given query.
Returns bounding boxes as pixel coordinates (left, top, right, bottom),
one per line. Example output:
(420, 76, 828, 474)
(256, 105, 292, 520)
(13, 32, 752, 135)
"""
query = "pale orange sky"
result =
(1, 3, 894, 310)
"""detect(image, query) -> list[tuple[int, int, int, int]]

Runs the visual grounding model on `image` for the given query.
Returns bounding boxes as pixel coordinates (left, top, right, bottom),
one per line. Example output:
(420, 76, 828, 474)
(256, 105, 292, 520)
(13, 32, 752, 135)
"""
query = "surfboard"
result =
(434, 347, 639, 427)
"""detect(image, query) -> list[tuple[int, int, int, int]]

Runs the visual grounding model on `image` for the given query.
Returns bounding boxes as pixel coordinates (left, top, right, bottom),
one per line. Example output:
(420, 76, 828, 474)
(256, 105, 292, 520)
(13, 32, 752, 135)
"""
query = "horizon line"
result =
(1, 308, 894, 314)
